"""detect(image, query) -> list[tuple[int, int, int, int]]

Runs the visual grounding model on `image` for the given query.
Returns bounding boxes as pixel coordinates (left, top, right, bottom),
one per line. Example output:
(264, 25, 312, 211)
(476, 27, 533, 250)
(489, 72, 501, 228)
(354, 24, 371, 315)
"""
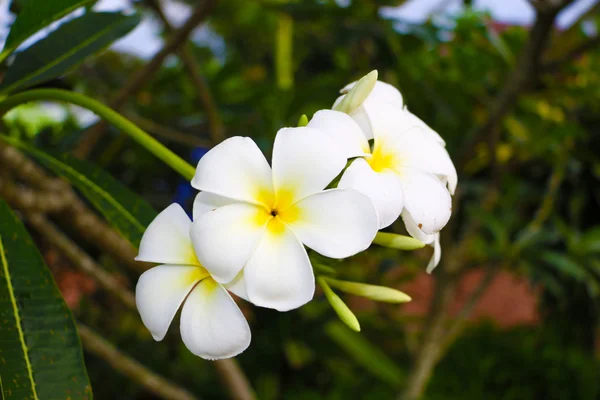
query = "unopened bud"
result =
(318, 277, 360, 332)
(323, 278, 411, 303)
(333, 70, 378, 114)
(373, 232, 425, 250)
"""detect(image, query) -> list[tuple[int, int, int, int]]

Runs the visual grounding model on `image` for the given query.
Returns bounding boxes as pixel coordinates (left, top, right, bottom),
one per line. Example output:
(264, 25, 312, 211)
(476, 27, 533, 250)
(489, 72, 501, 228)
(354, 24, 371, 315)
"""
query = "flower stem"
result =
(0, 89, 196, 180)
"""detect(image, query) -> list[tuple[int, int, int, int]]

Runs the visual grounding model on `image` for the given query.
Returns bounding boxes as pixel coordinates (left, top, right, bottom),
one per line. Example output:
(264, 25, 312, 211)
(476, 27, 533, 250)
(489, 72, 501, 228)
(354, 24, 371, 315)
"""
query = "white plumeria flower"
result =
(135, 204, 251, 360)
(308, 103, 455, 233)
(190, 127, 379, 312)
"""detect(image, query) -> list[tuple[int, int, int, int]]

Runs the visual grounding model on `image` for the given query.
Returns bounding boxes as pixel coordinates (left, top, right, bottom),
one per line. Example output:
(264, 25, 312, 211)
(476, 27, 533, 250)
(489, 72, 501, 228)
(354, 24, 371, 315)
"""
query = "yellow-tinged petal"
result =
(136, 265, 208, 341)
(191, 203, 270, 284)
(136, 203, 200, 266)
(180, 278, 251, 360)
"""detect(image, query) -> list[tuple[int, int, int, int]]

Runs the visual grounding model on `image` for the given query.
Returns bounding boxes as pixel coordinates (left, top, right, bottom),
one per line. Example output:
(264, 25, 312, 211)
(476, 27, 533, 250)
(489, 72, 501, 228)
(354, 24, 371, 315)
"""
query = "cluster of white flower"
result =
(134, 71, 456, 360)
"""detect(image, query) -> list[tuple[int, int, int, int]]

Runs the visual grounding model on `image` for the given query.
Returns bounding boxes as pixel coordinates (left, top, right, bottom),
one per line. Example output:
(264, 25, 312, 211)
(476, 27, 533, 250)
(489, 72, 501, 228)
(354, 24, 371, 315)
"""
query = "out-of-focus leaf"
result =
(0, 200, 92, 399)
(0, 12, 141, 95)
(541, 251, 587, 281)
(0, 0, 95, 61)
(325, 321, 403, 386)
(3, 137, 156, 247)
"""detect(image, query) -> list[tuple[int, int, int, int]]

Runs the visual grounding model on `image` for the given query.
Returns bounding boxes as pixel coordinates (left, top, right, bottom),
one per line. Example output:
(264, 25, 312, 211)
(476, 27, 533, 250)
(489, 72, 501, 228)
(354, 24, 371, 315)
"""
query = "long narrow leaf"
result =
(325, 321, 404, 386)
(1, 0, 95, 60)
(0, 12, 141, 95)
(0, 200, 92, 399)
(4, 138, 157, 247)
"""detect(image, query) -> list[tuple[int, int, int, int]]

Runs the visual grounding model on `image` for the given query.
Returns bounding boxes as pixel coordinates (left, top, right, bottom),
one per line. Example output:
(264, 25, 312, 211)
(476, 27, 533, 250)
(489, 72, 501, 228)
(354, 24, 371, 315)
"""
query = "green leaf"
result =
(323, 277, 412, 303)
(0, 11, 141, 95)
(325, 321, 403, 386)
(2, 137, 157, 247)
(0, 200, 92, 399)
(318, 277, 360, 332)
(1, 0, 96, 61)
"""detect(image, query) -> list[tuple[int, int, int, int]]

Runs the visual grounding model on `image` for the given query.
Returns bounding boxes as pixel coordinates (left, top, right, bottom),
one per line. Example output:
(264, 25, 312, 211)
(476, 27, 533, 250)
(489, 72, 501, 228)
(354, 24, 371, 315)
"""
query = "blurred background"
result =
(1, 0, 599, 399)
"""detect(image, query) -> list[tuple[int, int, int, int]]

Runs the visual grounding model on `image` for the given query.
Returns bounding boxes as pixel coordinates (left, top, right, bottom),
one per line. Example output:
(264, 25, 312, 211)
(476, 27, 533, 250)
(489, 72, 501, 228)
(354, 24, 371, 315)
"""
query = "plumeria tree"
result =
(1, 0, 599, 399)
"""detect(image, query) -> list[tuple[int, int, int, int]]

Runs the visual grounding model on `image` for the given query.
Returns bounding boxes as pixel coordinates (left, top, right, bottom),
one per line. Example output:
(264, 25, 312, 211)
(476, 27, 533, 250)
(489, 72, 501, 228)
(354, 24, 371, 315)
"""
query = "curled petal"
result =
(338, 158, 404, 229)
(340, 80, 404, 109)
(288, 189, 379, 257)
(136, 265, 207, 341)
(400, 167, 452, 235)
(245, 220, 315, 311)
(191, 137, 274, 206)
(307, 110, 369, 158)
(403, 211, 442, 273)
(191, 203, 269, 284)
(427, 235, 442, 273)
(136, 204, 200, 266)
(180, 279, 251, 360)
(193, 192, 238, 221)
(272, 127, 346, 206)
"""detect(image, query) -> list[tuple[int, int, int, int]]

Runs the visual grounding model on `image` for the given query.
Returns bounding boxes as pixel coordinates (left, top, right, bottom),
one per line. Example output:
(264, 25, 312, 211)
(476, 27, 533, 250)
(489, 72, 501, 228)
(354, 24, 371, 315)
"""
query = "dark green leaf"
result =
(1, 0, 96, 60)
(0, 200, 92, 399)
(3, 138, 157, 247)
(325, 321, 403, 386)
(0, 12, 141, 95)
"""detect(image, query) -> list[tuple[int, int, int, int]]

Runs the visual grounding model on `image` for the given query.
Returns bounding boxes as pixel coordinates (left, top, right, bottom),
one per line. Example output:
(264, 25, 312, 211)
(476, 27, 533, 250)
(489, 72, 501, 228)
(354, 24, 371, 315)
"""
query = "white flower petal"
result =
(191, 203, 269, 284)
(338, 158, 404, 229)
(135, 265, 207, 341)
(404, 107, 446, 146)
(400, 166, 452, 235)
(272, 127, 346, 206)
(244, 220, 314, 311)
(180, 279, 251, 360)
(363, 101, 414, 141)
(401, 210, 436, 245)
(224, 270, 249, 301)
(402, 210, 441, 272)
(136, 204, 199, 266)
(193, 192, 238, 221)
(427, 235, 441, 273)
(307, 110, 370, 158)
(340, 80, 404, 109)
(287, 188, 379, 258)
(191, 137, 274, 206)
(392, 128, 457, 195)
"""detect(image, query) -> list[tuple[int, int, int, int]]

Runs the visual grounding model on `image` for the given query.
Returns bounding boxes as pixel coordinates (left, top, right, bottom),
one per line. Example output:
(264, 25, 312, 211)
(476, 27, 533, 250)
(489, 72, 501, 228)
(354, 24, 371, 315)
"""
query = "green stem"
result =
(0, 89, 196, 180)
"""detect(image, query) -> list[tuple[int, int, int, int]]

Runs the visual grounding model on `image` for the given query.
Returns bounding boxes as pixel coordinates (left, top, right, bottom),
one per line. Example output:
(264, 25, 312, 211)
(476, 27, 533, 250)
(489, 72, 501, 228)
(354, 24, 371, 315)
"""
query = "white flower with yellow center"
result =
(190, 127, 379, 312)
(135, 204, 251, 360)
(327, 78, 457, 271)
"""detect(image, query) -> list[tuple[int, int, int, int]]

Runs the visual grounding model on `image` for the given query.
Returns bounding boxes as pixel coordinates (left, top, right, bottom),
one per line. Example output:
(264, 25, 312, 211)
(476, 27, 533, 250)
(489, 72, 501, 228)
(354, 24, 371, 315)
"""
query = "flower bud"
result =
(333, 70, 378, 114)
(323, 278, 411, 303)
(318, 277, 360, 332)
(373, 232, 425, 250)
(297, 114, 308, 127)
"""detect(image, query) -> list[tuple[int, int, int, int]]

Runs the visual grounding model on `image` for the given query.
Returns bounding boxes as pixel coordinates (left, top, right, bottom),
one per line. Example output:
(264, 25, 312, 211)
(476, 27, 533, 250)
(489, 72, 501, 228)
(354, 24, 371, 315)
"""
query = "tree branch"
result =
(126, 113, 213, 148)
(0, 176, 72, 213)
(77, 323, 199, 400)
(213, 359, 256, 400)
(146, 0, 225, 145)
(543, 35, 600, 73)
(73, 0, 219, 158)
(458, 6, 564, 172)
(27, 214, 137, 309)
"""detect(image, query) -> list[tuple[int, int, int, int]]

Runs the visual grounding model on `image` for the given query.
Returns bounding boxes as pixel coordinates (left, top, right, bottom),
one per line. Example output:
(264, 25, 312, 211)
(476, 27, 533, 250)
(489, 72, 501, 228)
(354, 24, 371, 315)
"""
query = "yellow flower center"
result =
(251, 187, 301, 234)
(367, 138, 397, 173)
